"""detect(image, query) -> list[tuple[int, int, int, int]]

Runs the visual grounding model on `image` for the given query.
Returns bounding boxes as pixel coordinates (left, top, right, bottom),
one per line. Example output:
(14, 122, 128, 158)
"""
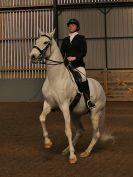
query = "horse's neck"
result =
(48, 39, 63, 63)
(46, 39, 68, 81)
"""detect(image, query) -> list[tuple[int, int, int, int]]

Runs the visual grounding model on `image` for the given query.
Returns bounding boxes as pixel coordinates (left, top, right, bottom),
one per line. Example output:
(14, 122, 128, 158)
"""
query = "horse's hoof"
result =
(69, 155, 77, 164)
(44, 141, 53, 149)
(80, 151, 90, 158)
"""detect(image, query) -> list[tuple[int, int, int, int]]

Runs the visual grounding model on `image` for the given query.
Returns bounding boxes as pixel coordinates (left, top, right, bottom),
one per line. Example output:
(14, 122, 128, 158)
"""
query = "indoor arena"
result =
(0, 1, 133, 177)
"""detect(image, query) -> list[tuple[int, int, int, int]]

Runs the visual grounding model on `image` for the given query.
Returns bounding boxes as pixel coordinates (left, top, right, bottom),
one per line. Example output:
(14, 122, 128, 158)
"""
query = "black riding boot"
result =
(80, 80, 96, 109)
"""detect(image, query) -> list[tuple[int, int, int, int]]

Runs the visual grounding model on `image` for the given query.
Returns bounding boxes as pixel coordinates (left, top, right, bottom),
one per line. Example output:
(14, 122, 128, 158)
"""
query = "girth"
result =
(69, 92, 81, 111)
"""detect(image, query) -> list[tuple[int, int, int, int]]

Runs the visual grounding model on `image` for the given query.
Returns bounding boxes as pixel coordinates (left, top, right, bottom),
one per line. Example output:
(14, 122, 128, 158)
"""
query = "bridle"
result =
(32, 34, 64, 65)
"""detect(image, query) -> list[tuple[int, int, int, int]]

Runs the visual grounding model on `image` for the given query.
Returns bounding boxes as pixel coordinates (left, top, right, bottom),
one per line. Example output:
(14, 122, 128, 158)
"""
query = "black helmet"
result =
(67, 18, 80, 31)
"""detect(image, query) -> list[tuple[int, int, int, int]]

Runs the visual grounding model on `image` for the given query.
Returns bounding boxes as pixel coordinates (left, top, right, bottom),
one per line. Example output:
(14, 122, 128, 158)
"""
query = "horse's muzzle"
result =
(31, 55, 39, 64)
(31, 54, 45, 64)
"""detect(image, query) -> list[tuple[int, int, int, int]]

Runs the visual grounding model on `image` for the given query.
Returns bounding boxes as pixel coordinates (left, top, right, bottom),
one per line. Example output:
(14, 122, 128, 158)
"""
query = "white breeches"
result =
(74, 67, 87, 82)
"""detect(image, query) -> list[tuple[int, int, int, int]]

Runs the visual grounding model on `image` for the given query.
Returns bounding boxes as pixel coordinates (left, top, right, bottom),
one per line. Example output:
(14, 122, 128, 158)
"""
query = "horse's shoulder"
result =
(42, 79, 50, 92)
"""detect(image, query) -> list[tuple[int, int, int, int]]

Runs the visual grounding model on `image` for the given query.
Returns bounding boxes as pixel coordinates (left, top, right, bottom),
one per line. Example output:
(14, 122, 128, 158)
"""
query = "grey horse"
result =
(30, 29, 112, 164)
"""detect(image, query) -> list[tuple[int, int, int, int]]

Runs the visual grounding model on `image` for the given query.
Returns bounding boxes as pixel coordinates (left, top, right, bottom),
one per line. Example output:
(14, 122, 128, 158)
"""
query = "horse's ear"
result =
(38, 28, 44, 36)
(50, 28, 56, 38)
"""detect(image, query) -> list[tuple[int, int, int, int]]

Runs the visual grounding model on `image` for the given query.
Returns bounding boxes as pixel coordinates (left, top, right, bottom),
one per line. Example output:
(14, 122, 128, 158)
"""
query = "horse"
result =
(29, 29, 112, 164)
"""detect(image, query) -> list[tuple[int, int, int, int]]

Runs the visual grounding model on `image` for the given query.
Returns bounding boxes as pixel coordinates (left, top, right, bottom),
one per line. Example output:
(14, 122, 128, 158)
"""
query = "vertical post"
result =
(7, 12, 10, 79)
(104, 8, 108, 95)
(1, 13, 3, 79)
(10, 11, 12, 79)
(53, 0, 58, 41)
(5, 13, 7, 79)
(13, 12, 15, 78)
(104, 7, 108, 70)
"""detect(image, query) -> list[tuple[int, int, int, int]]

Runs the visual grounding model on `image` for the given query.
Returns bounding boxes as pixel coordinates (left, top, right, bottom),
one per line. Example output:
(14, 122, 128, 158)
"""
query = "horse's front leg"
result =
(61, 103, 77, 164)
(40, 101, 52, 149)
(62, 116, 84, 155)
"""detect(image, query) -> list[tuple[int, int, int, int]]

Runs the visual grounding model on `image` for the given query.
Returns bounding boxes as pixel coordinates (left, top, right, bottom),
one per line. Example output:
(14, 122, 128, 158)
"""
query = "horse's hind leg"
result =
(80, 109, 102, 158)
(40, 101, 52, 149)
(62, 116, 84, 155)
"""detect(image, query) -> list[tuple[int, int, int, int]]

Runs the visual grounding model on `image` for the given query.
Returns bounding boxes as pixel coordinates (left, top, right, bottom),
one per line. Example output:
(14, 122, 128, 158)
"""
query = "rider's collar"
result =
(69, 32, 78, 42)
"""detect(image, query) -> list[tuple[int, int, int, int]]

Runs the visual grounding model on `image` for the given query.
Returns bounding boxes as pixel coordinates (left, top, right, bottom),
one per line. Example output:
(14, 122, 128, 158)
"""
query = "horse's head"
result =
(30, 29, 55, 64)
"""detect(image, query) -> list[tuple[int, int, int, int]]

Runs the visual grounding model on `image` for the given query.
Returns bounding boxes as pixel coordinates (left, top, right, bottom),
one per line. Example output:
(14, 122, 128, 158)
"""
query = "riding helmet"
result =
(67, 18, 80, 31)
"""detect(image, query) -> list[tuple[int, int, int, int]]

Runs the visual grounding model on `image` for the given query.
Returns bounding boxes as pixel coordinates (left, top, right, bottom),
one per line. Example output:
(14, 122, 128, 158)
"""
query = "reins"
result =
(42, 58, 64, 65)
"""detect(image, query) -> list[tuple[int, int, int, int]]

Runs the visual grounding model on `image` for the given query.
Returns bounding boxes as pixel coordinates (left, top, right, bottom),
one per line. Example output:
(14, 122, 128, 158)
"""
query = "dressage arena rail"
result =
(87, 69, 133, 101)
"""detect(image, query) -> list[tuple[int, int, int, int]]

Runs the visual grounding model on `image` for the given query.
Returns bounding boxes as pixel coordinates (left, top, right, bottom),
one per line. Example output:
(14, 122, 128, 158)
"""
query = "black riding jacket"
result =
(61, 34, 87, 68)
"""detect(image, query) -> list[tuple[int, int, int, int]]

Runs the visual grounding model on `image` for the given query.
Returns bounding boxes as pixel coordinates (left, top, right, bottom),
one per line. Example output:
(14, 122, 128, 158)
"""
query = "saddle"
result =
(65, 60, 82, 91)
(69, 69, 83, 111)
(65, 62, 86, 111)
(70, 69, 83, 93)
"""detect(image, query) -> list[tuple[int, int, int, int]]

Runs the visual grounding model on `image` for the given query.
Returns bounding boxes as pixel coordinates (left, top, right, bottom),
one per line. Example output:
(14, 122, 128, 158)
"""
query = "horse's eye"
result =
(44, 41, 48, 44)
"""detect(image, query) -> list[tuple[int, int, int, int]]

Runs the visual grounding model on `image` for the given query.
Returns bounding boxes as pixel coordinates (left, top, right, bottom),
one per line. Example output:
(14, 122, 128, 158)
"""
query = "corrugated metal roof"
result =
(0, 0, 132, 8)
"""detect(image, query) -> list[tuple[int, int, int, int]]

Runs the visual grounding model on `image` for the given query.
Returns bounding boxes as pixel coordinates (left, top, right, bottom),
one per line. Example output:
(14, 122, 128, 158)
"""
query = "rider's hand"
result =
(67, 56, 76, 61)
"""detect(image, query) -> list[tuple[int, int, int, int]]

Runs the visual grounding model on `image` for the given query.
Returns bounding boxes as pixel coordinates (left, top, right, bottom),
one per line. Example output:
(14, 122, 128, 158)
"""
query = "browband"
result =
(41, 34, 51, 40)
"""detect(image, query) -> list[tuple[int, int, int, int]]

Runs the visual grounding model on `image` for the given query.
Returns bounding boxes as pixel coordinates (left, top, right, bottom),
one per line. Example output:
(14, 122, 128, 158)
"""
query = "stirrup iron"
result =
(86, 100, 96, 109)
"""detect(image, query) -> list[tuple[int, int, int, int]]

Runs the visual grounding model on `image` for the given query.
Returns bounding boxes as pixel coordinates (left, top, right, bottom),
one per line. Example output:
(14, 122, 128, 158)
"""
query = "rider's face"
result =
(68, 24, 77, 33)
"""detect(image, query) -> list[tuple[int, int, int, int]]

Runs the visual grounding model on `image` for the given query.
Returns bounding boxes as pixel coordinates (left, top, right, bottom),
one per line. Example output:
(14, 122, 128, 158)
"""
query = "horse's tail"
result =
(100, 131, 114, 142)
(99, 107, 115, 142)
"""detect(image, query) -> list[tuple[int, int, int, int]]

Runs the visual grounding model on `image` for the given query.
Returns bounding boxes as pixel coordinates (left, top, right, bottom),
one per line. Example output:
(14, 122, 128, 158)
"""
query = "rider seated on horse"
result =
(61, 18, 95, 109)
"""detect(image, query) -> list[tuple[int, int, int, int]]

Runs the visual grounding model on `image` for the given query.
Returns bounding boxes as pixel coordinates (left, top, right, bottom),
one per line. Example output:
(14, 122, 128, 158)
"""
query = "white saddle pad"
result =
(88, 79, 94, 97)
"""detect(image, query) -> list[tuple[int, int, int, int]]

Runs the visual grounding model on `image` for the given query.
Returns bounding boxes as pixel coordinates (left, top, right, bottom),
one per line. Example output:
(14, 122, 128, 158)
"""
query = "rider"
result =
(61, 18, 95, 109)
